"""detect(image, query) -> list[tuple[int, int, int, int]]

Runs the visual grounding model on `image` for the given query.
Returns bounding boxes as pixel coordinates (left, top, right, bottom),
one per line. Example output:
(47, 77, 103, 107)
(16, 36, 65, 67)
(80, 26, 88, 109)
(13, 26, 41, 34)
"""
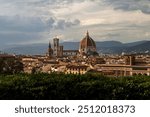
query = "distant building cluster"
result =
(47, 31, 98, 58)
(1, 31, 150, 77)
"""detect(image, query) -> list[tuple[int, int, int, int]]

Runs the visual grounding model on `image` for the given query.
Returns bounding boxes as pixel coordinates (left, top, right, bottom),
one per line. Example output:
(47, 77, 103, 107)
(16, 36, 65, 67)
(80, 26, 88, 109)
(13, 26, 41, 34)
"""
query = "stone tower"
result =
(53, 37, 59, 57)
(52, 37, 64, 57)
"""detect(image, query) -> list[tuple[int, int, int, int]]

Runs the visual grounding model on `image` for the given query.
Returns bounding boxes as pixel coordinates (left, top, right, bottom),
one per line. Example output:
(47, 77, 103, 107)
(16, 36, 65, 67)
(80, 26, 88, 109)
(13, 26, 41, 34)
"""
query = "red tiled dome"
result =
(80, 31, 96, 50)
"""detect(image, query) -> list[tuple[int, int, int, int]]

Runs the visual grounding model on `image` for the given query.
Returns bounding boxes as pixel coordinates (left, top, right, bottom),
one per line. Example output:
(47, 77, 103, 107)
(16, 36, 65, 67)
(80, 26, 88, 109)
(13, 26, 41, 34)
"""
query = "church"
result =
(48, 31, 97, 58)
(79, 31, 97, 56)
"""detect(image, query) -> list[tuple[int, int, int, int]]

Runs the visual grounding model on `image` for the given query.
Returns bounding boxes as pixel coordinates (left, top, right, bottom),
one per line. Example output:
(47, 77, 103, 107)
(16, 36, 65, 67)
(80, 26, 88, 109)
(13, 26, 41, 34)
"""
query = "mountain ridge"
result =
(2, 40, 150, 55)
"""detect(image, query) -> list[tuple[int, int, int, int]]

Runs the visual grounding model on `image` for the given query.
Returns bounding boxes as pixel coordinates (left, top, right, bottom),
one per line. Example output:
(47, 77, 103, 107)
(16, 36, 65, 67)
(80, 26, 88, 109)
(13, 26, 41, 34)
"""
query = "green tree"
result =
(0, 57, 23, 74)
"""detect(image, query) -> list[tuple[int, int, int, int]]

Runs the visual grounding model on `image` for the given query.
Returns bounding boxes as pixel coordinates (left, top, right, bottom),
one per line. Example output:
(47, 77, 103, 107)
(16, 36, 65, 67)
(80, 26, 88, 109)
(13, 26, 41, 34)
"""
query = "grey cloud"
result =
(0, 15, 80, 48)
(0, 15, 80, 32)
(54, 19, 80, 30)
(0, 0, 80, 6)
(1, 0, 150, 47)
(0, 13, 48, 44)
(0, 32, 43, 49)
(46, 17, 55, 28)
(0, 0, 88, 17)
(0, 16, 48, 32)
(104, 0, 150, 14)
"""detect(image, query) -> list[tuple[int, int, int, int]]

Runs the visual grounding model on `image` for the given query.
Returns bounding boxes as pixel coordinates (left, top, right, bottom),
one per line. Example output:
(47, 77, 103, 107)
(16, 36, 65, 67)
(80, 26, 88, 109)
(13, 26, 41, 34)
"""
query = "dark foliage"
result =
(0, 73, 150, 100)
(0, 58, 23, 74)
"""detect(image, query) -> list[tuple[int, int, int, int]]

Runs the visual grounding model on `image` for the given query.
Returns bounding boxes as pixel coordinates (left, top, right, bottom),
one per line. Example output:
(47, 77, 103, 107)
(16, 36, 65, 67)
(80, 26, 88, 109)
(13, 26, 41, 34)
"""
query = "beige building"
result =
(96, 64, 150, 77)
(63, 50, 79, 57)
(65, 65, 89, 74)
(95, 55, 150, 77)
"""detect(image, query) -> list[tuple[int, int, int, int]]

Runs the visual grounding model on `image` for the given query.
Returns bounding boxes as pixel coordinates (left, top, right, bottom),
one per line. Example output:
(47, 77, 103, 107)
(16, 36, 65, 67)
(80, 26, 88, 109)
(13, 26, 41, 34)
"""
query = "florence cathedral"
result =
(48, 31, 98, 58)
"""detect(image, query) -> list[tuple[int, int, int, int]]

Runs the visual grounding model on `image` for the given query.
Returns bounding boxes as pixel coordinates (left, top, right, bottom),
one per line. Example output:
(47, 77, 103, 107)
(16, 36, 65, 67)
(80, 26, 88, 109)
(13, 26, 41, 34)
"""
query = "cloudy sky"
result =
(0, 0, 150, 49)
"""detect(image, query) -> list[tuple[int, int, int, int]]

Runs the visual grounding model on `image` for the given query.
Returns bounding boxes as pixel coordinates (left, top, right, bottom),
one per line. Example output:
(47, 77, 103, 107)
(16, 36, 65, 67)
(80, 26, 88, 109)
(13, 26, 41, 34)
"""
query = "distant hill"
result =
(124, 40, 148, 47)
(62, 42, 79, 50)
(3, 40, 150, 55)
(3, 44, 48, 55)
(96, 41, 123, 47)
(96, 40, 150, 54)
(125, 41, 150, 53)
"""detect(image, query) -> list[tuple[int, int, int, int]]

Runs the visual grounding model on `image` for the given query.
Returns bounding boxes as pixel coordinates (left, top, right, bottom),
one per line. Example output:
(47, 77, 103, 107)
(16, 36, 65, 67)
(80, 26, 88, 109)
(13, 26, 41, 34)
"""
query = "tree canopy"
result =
(0, 73, 150, 100)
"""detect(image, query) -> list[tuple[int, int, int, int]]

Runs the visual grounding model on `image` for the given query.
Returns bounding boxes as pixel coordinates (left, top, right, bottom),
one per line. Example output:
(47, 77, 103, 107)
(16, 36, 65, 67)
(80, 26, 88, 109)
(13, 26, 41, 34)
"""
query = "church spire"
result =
(49, 41, 51, 48)
(86, 30, 89, 37)
(48, 41, 53, 57)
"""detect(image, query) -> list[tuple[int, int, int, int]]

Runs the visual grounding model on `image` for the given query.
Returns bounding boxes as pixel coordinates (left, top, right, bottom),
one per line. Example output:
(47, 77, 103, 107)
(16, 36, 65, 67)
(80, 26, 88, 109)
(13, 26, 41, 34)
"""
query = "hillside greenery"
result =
(0, 73, 150, 100)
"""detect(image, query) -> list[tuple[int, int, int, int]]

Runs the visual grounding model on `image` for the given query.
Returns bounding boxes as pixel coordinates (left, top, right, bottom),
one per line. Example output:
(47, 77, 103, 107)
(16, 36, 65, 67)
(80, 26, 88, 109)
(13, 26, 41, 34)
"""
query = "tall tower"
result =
(53, 37, 59, 57)
(125, 55, 135, 65)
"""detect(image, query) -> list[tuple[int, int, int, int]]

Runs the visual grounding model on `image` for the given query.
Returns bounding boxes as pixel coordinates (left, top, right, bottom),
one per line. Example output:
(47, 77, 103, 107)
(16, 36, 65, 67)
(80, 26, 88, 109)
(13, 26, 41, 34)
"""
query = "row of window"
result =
(67, 68, 87, 71)
(63, 52, 78, 55)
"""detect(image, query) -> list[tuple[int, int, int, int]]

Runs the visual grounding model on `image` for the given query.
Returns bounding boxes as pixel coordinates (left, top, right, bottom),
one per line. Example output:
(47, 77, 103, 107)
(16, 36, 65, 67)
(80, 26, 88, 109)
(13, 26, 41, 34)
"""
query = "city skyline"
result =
(0, 0, 150, 49)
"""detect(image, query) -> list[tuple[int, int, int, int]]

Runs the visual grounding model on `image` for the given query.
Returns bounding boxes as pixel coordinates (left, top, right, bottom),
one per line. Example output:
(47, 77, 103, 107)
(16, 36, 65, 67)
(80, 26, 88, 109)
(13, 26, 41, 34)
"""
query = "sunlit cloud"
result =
(0, 0, 150, 49)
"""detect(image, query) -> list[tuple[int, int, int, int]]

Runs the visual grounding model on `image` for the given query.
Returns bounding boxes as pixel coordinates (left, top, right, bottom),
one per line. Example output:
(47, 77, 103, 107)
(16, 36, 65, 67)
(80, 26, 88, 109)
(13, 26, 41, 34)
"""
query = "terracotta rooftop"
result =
(0, 54, 15, 58)
(66, 65, 88, 69)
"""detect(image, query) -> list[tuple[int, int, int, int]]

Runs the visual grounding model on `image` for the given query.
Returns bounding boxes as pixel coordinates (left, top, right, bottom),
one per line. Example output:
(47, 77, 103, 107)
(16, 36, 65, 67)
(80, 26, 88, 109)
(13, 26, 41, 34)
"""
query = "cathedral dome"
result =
(80, 31, 96, 49)
(79, 31, 97, 55)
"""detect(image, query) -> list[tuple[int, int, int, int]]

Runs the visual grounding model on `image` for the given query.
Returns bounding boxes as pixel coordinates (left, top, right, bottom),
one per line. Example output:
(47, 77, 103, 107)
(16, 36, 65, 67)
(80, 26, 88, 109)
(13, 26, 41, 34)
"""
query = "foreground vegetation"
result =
(0, 73, 150, 100)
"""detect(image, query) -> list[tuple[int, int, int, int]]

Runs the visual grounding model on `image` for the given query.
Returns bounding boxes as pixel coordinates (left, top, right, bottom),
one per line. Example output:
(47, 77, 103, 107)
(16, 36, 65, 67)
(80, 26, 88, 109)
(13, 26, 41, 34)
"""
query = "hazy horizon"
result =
(0, 0, 150, 49)
(0, 39, 149, 50)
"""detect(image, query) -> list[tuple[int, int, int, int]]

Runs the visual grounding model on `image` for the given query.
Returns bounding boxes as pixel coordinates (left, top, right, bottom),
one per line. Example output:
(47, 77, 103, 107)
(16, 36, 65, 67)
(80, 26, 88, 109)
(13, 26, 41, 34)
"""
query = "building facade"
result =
(48, 37, 79, 58)
(65, 65, 89, 74)
(48, 31, 97, 58)
(97, 64, 150, 77)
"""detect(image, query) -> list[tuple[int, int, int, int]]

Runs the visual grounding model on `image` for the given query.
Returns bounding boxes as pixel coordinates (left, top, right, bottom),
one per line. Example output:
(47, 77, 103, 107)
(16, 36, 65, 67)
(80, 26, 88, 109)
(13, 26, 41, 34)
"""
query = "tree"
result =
(0, 57, 23, 74)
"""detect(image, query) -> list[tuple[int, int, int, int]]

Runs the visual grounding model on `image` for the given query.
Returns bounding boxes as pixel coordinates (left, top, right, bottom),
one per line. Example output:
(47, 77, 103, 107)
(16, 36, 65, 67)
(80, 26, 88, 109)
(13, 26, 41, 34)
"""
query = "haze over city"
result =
(0, 0, 150, 49)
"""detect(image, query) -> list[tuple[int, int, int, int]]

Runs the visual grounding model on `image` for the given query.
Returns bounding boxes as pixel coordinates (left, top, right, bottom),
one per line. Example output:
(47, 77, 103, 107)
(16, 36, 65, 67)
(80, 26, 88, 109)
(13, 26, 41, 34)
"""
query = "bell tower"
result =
(53, 37, 59, 57)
